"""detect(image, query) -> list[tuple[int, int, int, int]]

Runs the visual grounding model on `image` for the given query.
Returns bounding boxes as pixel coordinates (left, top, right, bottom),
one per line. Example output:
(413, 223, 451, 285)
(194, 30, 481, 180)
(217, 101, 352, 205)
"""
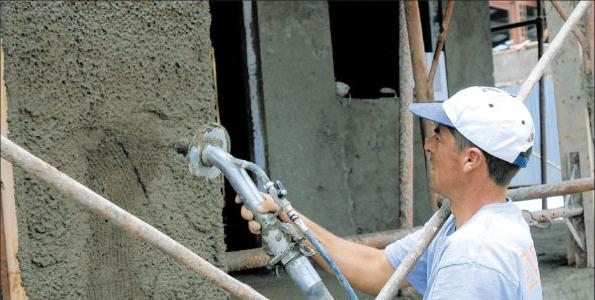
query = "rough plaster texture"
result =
(1, 2, 227, 299)
(256, 2, 430, 235)
(444, 1, 495, 93)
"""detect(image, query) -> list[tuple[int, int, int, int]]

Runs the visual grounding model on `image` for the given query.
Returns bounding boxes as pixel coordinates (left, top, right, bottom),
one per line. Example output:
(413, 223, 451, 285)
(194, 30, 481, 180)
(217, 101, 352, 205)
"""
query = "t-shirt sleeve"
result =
(425, 263, 518, 300)
(384, 229, 428, 294)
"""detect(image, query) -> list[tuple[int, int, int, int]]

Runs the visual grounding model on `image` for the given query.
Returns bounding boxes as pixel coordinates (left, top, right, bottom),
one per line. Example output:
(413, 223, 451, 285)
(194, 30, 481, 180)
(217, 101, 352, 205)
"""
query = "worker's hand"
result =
(235, 193, 290, 234)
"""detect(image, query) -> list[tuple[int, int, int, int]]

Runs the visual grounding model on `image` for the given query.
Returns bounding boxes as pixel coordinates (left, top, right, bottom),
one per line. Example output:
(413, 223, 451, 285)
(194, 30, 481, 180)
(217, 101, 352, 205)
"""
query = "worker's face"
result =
(423, 124, 464, 196)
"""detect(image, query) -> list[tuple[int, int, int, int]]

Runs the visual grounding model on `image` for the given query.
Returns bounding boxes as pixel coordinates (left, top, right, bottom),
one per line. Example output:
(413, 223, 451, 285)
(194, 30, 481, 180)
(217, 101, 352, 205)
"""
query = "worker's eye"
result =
(433, 126, 441, 142)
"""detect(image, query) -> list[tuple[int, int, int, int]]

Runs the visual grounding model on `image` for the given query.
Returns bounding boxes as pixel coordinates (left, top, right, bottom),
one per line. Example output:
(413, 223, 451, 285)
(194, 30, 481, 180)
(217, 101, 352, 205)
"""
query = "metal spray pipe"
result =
(197, 143, 334, 300)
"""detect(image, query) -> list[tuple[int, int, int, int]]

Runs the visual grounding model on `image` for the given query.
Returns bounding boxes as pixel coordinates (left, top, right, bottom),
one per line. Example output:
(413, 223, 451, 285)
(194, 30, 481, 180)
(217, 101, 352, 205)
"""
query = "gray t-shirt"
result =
(385, 200, 543, 299)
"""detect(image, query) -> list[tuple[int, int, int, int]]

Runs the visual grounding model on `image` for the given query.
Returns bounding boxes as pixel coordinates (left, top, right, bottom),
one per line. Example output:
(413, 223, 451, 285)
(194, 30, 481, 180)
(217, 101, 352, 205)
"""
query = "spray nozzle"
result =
(188, 123, 230, 179)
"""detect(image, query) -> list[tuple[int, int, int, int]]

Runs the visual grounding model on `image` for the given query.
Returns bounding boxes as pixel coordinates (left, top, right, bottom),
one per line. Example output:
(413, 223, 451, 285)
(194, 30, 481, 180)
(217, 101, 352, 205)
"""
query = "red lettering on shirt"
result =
(519, 244, 540, 290)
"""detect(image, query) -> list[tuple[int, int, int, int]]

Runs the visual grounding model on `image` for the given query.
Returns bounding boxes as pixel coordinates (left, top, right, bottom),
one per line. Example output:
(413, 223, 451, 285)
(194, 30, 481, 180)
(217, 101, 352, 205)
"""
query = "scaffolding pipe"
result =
(586, 1, 594, 74)
(405, 0, 441, 212)
(0, 136, 267, 300)
(376, 199, 451, 300)
(537, 0, 548, 209)
(427, 0, 455, 89)
(374, 3, 455, 298)
(224, 176, 594, 271)
(522, 207, 584, 223)
(226, 227, 421, 272)
(549, 0, 587, 50)
(508, 177, 594, 201)
(398, 0, 414, 230)
(378, 2, 593, 298)
(374, 177, 593, 298)
(222, 177, 593, 271)
(517, 0, 593, 102)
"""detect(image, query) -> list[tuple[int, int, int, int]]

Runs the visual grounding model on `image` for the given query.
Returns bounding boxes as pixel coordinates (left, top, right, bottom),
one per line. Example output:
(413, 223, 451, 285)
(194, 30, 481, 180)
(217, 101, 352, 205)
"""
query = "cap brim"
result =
(408, 103, 454, 127)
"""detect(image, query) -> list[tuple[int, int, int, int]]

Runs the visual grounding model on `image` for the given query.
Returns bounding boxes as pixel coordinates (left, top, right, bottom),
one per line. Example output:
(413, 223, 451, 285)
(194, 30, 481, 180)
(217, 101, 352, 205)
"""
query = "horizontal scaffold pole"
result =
(226, 226, 421, 272)
(225, 177, 594, 271)
(0, 136, 267, 300)
(523, 207, 583, 223)
(508, 177, 594, 201)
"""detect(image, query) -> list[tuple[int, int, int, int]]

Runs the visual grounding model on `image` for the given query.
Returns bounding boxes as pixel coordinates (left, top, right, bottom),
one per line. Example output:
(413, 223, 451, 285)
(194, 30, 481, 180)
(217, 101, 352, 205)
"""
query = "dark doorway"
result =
(209, 1, 258, 252)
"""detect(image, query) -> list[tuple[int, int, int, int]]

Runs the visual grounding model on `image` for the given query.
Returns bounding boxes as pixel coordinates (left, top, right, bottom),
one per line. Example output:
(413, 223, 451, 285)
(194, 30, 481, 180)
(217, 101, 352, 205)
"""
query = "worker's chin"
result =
(429, 181, 442, 195)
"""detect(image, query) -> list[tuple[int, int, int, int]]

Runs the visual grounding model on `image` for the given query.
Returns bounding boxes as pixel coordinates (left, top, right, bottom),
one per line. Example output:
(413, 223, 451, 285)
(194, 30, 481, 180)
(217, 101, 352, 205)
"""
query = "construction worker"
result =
(238, 86, 542, 299)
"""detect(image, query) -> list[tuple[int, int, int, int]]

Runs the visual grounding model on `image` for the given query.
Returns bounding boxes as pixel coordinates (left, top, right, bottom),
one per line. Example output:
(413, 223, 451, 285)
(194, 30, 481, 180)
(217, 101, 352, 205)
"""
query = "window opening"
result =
(328, 1, 398, 99)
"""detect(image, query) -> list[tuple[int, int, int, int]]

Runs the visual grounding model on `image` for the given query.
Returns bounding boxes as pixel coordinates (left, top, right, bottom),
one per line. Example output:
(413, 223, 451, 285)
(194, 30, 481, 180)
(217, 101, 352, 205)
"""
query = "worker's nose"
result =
(424, 135, 435, 152)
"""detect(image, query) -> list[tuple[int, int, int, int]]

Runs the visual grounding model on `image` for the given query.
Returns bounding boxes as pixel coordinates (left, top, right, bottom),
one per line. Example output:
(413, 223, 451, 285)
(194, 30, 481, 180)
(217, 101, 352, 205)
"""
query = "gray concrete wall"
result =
(545, 1, 594, 267)
(493, 44, 554, 87)
(256, 2, 432, 235)
(445, 1, 495, 93)
(1, 2, 227, 299)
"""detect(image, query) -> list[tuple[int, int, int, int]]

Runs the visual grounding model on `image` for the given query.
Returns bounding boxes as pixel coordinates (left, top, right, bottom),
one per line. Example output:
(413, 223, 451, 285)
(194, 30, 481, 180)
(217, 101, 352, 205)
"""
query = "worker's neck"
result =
(448, 178, 508, 229)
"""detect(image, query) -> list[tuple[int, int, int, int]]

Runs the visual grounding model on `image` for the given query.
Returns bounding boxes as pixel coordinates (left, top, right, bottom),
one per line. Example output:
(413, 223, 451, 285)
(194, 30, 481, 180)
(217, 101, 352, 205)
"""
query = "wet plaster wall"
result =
(256, 2, 432, 236)
(1, 2, 227, 299)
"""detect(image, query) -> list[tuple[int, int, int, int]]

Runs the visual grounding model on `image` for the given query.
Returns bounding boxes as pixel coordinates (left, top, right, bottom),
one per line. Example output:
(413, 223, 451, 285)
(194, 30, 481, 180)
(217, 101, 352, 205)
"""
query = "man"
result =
(239, 86, 543, 299)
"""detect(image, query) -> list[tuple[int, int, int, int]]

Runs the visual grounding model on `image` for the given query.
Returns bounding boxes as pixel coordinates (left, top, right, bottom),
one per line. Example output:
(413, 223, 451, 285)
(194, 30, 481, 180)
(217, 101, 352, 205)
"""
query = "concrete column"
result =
(545, 1, 594, 268)
(256, 2, 406, 235)
(444, 1, 495, 93)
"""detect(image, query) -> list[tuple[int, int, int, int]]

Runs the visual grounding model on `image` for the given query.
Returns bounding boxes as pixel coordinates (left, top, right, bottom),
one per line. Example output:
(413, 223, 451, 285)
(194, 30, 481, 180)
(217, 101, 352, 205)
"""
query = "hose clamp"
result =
(268, 241, 301, 266)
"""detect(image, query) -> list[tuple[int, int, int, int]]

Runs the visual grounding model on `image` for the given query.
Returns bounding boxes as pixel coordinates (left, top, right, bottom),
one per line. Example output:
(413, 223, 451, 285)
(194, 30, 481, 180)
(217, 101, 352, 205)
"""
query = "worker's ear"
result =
(462, 147, 483, 173)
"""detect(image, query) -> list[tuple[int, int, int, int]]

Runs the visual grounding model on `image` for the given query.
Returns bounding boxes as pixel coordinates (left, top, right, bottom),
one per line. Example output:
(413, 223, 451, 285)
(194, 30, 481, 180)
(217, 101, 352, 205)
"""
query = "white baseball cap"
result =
(409, 86, 535, 167)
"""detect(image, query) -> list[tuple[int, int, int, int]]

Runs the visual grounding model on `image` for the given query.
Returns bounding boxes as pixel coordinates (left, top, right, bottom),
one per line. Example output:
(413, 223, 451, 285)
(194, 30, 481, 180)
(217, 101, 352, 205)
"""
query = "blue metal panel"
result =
(502, 80, 561, 187)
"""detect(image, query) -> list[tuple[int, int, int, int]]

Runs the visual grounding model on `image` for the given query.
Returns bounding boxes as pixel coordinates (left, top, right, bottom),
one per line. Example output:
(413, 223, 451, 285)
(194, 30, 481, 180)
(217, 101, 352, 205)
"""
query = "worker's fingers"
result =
(234, 193, 277, 213)
(257, 193, 290, 222)
(239, 194, 281, 219)
(248, 220, 262, 234)
(255, 193, 280, 214)
(277, 210, 290, 223)
(240, 205, 253, 221)
(237, 192, 290, 235)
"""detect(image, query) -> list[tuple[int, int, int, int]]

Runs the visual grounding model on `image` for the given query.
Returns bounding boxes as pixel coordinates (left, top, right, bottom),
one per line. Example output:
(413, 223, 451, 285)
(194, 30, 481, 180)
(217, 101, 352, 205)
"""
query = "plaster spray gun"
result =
(188, 123, 358, 300)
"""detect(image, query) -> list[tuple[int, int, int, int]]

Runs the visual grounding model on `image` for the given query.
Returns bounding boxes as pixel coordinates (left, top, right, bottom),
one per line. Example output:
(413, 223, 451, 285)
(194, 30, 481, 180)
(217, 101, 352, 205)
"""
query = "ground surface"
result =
(233, 220, 594, 299)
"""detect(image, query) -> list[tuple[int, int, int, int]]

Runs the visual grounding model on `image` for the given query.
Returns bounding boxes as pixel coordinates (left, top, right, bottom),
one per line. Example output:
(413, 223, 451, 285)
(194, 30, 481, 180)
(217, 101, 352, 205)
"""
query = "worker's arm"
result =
(237, 194, 408, 295)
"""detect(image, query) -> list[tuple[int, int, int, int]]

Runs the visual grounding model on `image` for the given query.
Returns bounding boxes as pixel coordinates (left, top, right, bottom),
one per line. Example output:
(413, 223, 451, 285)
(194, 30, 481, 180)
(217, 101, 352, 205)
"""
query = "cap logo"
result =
(513, 154, 530, 168)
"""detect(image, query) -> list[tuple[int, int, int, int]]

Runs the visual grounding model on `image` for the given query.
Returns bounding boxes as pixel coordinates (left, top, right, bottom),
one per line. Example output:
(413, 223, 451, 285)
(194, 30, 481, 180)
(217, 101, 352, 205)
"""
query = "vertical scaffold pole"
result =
(404, 0, 441, 212)
(398, 0, 414, 230)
